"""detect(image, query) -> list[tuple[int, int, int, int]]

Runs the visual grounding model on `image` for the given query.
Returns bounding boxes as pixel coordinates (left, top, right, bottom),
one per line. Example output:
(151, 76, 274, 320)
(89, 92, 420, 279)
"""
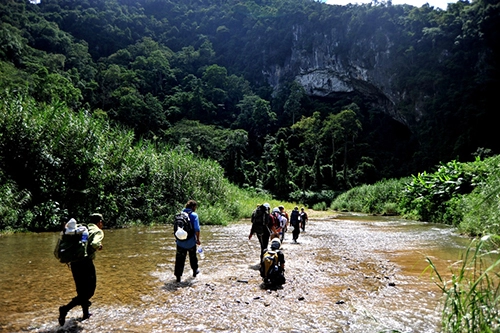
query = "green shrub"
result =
(312, 201, 327, 211)
(399, 158, 490, 224)
(460, 156, 500, 237)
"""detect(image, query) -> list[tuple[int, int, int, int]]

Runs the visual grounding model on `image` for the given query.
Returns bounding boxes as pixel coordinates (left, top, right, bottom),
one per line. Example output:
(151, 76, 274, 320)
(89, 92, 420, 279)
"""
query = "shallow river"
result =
(0, 213, 470, 333)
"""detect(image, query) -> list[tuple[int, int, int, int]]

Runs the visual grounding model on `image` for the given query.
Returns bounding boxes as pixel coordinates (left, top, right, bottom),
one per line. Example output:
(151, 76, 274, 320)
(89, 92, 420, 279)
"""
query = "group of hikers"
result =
(53, 200, 308, 326)
(248, 203, 308, 287)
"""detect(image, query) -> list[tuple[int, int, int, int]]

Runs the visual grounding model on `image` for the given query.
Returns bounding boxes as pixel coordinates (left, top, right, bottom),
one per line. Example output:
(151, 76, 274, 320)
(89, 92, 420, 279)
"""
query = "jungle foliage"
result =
(0, 94, 271, 231)
(331, 155, 500, 238)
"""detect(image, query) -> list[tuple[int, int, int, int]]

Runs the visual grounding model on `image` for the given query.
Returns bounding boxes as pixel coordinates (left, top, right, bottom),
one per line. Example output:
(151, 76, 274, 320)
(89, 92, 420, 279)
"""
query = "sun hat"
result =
(270, 238, 281, 250)
(272, 207, 280, 213)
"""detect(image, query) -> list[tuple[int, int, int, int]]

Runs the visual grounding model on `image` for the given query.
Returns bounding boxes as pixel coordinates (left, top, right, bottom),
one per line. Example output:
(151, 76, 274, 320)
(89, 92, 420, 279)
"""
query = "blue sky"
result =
(325, 0, 455, 10)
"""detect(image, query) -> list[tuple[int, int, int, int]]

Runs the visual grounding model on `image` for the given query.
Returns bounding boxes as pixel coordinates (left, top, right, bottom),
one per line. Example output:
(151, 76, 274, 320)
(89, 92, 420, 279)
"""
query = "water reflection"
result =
(0, 215, 476, 332)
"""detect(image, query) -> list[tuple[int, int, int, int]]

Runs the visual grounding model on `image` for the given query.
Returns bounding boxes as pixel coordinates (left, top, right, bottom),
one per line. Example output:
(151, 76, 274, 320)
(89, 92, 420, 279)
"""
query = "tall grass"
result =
(330, 177, 407, 215)
(0, 94, 272, 231)
(426, 237, 500, 333)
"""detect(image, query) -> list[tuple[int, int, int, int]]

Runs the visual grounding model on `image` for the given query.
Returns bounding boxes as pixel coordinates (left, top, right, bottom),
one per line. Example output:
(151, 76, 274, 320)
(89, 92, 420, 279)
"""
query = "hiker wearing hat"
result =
(271, 207, 287, 242)
(174, 200, 201, 283)
(58, 213, 104, 326)
(278, 205, 289, 241)
(260, 238, 286, 286)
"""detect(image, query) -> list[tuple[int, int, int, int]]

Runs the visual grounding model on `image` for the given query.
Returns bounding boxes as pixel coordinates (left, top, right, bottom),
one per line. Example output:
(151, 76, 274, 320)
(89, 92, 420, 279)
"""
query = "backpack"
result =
(272, 212, 283, 229)
(173, 211, 194, 241)
(54, 224, 88, 263)
(290, 210, 299, 227)
(251, 204, 268, 234)
(260, 250, 278, 280)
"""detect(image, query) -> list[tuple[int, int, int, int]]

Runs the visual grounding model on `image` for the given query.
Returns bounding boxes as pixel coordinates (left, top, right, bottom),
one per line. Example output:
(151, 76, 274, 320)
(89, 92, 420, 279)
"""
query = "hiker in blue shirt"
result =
(174, 200, 201, 283)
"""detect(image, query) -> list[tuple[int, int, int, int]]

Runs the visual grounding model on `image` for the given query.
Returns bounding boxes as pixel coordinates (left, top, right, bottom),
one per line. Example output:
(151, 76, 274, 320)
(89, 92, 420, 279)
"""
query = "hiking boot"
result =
(193, 269, 200, 277)
(176, 276, 181, 282)
(58, 306, 68, 326)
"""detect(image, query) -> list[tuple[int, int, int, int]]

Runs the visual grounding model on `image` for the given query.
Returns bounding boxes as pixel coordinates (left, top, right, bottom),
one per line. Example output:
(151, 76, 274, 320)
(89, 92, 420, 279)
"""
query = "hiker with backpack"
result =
(271, 207, 287, 242)
(290, 206, 300, 243)
(57, 213, 104, 326)
(249, 203, 273, 260)
(260, 237, 286, 287)
(174, 200, 201, 283)
(278, 205, 289, 241)
(300, 207, 308, 231)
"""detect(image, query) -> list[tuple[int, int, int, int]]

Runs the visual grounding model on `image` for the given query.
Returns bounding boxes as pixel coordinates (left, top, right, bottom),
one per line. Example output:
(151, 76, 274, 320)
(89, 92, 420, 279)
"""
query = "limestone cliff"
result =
(263, 24, 410, 125)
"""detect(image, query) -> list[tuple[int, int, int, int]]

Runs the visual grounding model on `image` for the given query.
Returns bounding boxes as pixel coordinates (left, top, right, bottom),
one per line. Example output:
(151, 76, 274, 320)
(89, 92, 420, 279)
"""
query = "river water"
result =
(0, 213, 470, 333)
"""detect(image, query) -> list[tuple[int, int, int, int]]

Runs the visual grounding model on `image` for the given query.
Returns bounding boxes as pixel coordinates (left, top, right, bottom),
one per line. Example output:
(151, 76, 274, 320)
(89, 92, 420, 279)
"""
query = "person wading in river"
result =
(278, 205, 289, 241)
(174, 200, 201, 283)
(300, 207, 308, 231)
(249, 203, 273, 261)
(260, 237, 286, 287)
(58, 213, 104, 326)
(290, 206, 300, 243)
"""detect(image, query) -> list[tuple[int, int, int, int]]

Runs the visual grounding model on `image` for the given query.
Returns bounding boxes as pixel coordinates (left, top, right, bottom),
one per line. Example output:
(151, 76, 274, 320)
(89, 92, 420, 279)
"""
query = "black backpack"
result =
(54, 225, 88, 263)
(173, 211, 194, 240)
(290, 209, 299, 227)
(251, 204, 268, 234)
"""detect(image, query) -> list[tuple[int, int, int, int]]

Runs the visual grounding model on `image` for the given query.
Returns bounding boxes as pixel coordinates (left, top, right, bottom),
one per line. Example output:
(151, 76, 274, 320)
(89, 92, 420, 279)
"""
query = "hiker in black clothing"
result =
(58, 213, 104, 326)
(249, 203, 272, 260)
(290, 206, 300, 243)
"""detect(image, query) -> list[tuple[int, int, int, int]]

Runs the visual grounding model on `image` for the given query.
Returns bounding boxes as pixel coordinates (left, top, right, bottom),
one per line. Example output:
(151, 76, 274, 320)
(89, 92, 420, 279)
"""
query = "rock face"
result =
(264, 24, 408, 125)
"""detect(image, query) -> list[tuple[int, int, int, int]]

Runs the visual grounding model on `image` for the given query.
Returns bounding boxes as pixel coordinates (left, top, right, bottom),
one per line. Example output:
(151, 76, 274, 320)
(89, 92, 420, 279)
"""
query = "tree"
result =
(224, 129, 248, 185)
(272, 138, 291, 198)
(322, 112, 343, 188)
(234, 94, 276, 140)
(292, 112, 324, 190)
(333, 109, 362, 188)
(283, 81, 305, 126)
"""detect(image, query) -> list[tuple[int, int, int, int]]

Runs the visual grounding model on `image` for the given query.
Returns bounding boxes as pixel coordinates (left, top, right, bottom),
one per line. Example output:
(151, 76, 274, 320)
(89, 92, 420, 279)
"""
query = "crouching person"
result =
(260, 238, 286, 287)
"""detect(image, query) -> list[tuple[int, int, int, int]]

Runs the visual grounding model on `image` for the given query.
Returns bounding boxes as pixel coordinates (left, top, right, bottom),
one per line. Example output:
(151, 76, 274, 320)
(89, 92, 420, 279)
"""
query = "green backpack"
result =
(54, 222, 88, 263)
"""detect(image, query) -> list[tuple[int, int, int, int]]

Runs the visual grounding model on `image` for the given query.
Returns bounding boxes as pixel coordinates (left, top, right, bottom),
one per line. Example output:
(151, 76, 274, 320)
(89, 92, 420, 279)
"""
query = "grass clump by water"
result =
(426, 237, 500, 333)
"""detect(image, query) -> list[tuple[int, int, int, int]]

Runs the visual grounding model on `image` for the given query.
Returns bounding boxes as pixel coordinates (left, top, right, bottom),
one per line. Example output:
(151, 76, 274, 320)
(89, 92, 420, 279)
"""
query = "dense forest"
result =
(1, 0, 499, 227)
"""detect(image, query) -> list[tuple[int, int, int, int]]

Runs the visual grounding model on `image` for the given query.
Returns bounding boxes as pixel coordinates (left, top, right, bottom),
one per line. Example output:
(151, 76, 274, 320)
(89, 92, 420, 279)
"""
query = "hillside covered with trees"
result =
(1, 0, 499, 228)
